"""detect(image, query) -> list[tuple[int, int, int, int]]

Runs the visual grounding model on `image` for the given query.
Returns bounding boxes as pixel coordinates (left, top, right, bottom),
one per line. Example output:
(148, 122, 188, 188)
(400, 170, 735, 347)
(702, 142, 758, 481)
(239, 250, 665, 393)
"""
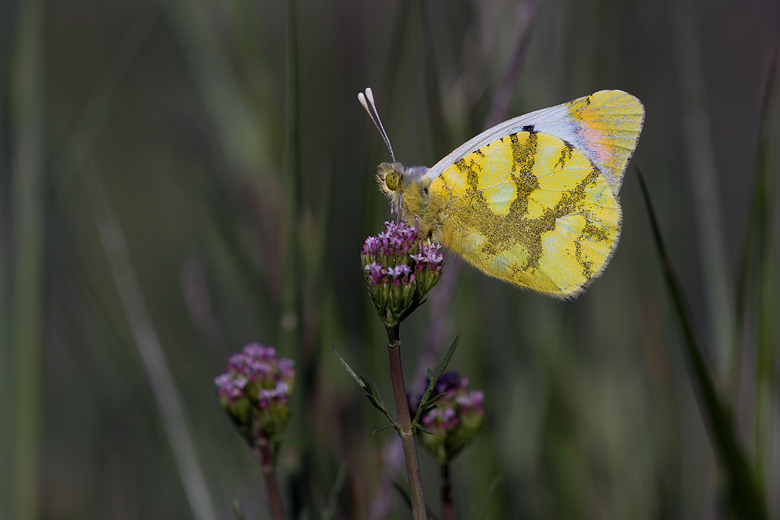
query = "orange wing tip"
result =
(567, 91, 645, 194)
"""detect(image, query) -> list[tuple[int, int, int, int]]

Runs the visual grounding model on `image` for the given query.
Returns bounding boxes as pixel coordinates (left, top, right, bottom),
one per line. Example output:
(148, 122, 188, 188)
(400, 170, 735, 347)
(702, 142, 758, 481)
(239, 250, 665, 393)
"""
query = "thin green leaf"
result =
(372, 423, 398, 434)
(413, 335, 460, 425)
(412, 423, 434, 435)
(431, 336, 460, 386)
(365, 394, 389, 416)
(422, 392, 447, 408)
(370, 381, 390, 411)
(364, 393, 399, 428)
(359, 375, 374, 393)
(331, 346, 401, 427)
(419, 403, 441, 417)
(364, 393, 381, 409)
(331, 345, 369, 391)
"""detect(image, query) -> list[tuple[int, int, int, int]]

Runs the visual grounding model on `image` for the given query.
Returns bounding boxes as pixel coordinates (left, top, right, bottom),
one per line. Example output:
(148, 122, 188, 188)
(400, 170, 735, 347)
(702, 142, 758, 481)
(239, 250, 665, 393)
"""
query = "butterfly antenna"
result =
(358, 87, 396, 162)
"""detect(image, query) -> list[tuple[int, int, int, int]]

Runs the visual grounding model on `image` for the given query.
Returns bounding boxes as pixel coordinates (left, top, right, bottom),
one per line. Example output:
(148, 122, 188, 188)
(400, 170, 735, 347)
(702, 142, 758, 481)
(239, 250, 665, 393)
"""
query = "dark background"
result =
(1, 0, 779, 518)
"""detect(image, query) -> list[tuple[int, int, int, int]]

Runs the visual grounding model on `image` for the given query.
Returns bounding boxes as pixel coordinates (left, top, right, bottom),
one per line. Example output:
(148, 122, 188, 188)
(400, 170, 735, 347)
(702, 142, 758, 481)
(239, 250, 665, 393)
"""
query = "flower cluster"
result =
(409, 372, 484, 464)
(215, 343, 295, 445)
(361, 221, 444, 327)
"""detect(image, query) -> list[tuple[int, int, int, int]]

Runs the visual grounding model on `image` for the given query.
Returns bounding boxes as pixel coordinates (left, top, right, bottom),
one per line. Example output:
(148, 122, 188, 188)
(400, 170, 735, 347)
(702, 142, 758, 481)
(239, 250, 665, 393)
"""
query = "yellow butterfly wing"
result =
(422, 90, 644, 296)
(558, 90, 645, 193)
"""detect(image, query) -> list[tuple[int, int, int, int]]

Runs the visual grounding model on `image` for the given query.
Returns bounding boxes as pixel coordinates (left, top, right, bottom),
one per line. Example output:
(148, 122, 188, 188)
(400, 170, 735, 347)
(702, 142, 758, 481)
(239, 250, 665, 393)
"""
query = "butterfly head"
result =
(359, 88, 435, 235)
(376, 162, 404, 194)
(377, 162, 428, 195)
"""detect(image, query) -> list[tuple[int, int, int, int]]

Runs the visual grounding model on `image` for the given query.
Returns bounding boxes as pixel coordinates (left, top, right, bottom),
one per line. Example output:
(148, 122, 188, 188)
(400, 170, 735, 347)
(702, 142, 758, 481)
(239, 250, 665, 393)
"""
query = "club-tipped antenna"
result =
(358, 87, 396, 162)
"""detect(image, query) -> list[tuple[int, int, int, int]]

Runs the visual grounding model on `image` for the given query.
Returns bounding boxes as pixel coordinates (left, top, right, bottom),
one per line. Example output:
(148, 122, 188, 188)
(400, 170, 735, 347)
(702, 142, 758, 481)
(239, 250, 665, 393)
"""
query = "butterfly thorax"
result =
(377, 162, 443, 241)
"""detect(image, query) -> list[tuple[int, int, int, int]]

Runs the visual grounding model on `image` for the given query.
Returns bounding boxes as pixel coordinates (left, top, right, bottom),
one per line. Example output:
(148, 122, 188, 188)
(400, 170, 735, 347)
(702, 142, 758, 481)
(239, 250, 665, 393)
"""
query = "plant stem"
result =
(441, 463, 454, 520)
(254, 442, 285, 520)
(387, 326, 427, 520)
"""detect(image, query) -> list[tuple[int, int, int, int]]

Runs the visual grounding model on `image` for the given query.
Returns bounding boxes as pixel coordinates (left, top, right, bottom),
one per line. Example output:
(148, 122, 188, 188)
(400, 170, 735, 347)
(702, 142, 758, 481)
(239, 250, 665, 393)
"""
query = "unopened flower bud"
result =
(361, 221, 444, 327)
(408, 372, 484, 465)
(215, 343, 296, 446)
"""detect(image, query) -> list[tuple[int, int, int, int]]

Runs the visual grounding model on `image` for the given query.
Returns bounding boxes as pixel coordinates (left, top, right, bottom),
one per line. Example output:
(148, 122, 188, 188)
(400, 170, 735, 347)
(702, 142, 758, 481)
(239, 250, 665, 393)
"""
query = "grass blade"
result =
(750, 52, 778, 489)
(5, 0, 47, 517)
(156, 0, 269, 176)
(280, 0, 302, 352)
(637, 168, 767, 520)
(672, 1, 734, 377)
(78, 152, 217, 520)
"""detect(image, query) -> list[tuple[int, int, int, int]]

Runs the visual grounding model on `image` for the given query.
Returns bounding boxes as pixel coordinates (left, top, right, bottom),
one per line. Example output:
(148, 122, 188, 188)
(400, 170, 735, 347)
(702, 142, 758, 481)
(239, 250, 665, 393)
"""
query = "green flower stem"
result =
(253, 442, 285, 520)
(387, 326, 427, 520)
(441, 463, 454, 520)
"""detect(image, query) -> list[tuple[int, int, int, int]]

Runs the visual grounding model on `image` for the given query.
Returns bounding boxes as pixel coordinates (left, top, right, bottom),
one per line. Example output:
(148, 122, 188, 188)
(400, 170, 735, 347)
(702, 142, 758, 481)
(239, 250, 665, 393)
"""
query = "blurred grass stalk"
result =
(156, 0, 271, 178)
(638, 169, 767, 520)
(742, 53, 778, 492)
(3, 0, 46, 517)
(77, 152, 218, 520)
(157, 0, 291, 333)
(280, 0, 302, 360)
(672, 1, 735, 380)
(280, 0, 309, 515)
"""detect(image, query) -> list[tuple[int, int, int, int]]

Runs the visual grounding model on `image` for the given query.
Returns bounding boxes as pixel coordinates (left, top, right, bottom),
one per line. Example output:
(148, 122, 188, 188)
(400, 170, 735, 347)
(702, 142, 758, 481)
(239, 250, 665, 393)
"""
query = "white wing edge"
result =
(422, 90, 643, 188)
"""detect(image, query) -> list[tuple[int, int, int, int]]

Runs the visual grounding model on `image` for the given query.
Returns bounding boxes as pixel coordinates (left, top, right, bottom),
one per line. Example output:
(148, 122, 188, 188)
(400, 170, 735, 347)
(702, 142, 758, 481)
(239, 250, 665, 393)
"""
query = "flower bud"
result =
(408, 372, 484, 465)
(361, 221, 444, 327)
(215, 343, 296, 446)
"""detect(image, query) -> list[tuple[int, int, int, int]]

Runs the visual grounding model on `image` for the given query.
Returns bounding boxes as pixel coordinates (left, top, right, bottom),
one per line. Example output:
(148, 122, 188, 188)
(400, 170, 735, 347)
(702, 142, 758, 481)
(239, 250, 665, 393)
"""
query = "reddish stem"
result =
(441, 463, 454, 520)
(387, 326, 427, 520)
(254, 441, 285, 520)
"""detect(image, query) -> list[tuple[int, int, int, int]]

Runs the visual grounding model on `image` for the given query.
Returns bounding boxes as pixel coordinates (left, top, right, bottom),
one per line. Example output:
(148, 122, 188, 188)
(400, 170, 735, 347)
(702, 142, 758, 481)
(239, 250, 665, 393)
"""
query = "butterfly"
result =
(359, 89, 644, 297)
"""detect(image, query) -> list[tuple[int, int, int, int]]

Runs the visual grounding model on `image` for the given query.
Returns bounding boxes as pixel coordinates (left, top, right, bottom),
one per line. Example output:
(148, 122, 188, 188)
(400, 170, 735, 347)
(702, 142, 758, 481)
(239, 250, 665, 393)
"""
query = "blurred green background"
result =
(1, 0, 779, 518)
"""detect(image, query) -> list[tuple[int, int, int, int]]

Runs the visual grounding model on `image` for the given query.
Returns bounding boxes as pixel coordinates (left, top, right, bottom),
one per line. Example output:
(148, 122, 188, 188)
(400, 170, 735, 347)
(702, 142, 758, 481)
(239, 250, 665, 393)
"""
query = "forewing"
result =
(424, 90, 644, 195)
(428, 131, 621, 296)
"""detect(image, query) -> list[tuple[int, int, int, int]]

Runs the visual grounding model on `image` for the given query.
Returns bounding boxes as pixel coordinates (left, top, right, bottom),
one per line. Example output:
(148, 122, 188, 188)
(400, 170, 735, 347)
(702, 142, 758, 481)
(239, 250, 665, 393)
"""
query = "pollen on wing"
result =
(429, 130, 621, 295)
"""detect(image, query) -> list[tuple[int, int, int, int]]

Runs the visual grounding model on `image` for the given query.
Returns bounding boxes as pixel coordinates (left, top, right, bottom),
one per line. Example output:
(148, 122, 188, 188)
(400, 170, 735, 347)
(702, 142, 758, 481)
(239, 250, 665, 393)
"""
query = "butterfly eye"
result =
(385, 170, 401, 191)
